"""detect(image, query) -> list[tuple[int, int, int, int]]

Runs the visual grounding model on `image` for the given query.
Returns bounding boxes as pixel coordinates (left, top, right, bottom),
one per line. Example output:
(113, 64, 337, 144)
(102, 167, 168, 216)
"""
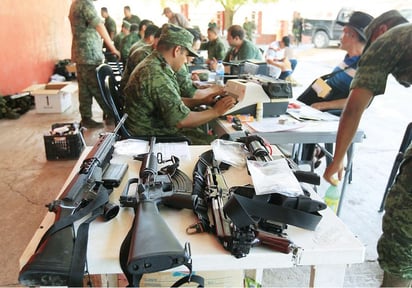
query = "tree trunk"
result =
(224, 8, 235, 30)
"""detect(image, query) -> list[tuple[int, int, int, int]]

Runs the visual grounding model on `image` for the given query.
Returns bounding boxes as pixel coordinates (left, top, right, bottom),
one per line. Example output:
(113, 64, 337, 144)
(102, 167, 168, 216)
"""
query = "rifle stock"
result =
(120, 137, 194, 287)
(254, 229, 294, 254)
(127, 199, 189, 275)
(19, 222, 75, 286)
(19, 115, 128, 286)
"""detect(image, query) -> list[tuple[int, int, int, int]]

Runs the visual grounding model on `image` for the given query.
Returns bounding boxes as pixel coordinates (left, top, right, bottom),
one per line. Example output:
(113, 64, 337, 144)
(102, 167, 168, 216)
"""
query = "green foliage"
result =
(172, 0, 279, 28)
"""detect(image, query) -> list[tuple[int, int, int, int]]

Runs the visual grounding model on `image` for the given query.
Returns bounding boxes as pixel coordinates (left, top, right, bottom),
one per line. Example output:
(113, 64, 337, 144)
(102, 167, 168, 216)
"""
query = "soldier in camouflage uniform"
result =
(121, 27, 223, 102)
(101, 7, 116, 40)
(200, 26, 227, 70)
(121, 43, 156, 93)
(101, 7, 117, 62)
(123, 24, 235, 145)
(120, 24, 140, 63)
(123, 6, 141, 26)
(323, 10, 411, 287)
(127, 24, 159, 62)
(69, 0, 120, 128)
(242, 17, 256, 42)
(114, 21, 131, 51)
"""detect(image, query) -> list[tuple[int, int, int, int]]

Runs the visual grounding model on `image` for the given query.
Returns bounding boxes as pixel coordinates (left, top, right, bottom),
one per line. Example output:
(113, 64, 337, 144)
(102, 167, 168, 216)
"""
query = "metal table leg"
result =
(336, 143, 354, 216)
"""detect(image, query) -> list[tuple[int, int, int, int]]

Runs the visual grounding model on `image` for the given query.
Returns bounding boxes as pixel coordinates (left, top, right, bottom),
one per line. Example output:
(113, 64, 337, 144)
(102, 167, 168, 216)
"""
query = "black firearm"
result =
(190, 135, 326, 258)
(237, 134, 321, 186)
(190, 149, 295, 258)
(190, 149, 256, 258)
(19, 115, 129, 287)
(119, 137, 202, 287)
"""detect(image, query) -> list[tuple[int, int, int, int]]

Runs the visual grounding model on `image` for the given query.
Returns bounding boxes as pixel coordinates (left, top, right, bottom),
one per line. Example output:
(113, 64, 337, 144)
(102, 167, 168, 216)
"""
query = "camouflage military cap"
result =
(122, 20, 131, 30)
(160, 24, 200, 57)
(365, 10, 408, 40)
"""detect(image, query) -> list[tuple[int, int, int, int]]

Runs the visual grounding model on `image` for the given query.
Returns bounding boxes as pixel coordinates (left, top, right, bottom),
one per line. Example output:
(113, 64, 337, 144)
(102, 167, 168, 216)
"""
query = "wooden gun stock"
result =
(254, 229, 295, 254)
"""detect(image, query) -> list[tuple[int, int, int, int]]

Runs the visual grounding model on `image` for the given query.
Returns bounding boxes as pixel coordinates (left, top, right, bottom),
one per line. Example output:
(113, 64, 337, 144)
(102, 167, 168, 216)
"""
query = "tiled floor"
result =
(1, 46, 410, 287)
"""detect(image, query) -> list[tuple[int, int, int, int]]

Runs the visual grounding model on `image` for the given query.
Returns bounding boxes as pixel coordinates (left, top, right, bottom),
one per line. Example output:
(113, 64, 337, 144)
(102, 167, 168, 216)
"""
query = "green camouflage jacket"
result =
(69, 0, 104, 65)
(123, 50, 190, 136)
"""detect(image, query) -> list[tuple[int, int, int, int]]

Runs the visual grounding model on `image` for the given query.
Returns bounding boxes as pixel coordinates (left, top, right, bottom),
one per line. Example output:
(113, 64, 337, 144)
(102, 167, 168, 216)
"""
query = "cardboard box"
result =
(24, 82, 77, 113)
(118, 270, 244, 287)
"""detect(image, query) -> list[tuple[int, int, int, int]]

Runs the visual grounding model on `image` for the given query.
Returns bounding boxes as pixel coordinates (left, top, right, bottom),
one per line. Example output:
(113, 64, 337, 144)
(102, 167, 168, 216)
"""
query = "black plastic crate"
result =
(44, 123, 84, 160)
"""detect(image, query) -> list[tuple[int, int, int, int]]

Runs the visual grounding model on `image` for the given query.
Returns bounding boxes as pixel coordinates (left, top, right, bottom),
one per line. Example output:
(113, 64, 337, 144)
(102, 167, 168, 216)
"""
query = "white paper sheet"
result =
(114, 139, 191, 161)
(245, 118, 305, 132)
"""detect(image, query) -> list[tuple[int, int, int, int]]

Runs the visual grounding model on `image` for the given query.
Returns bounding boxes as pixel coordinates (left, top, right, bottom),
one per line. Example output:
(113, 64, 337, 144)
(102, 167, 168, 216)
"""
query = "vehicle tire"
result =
(313, 31, 329, 48)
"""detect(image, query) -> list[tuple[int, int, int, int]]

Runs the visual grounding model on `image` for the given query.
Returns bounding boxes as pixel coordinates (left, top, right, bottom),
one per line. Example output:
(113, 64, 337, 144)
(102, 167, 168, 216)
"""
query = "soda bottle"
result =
(215, 60, 225, 86)
(323, 183, 341, 214)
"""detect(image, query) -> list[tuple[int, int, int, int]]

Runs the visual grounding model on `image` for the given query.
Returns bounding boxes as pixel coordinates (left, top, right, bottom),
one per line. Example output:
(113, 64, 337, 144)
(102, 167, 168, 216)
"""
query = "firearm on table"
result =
(119, 137, 197, 287)
(18, 115, 129, 287)
(190, 149, 295, 258)
(237, 134, 321, 185)
(225, 134, 326, 231)
(190, 135, 327, 258)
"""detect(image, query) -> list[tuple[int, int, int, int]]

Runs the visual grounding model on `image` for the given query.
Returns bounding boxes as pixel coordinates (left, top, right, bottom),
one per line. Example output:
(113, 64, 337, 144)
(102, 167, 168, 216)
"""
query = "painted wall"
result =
(0, 0, 72, 96)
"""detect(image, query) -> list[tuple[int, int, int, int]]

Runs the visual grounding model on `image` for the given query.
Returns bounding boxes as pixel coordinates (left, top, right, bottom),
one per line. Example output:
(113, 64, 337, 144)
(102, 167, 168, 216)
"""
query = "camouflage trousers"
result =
(378, 143, 412, 280)
(76, 64, 109, 119)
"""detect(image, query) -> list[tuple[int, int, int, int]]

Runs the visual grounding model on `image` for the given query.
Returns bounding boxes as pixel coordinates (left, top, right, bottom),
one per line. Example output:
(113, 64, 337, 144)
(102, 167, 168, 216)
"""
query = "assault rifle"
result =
(190, 149, 293, 258)
(190, 135, 326, 258)
(119, 137, 203, 287)
(19, 115, 129, 287)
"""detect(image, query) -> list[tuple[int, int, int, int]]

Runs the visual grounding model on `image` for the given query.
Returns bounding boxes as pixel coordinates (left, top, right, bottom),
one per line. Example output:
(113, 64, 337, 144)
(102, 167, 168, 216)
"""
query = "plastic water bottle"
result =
(215, 60, 225, 86)
(323, 184, 341, 214)
(256, 102, 263, 121)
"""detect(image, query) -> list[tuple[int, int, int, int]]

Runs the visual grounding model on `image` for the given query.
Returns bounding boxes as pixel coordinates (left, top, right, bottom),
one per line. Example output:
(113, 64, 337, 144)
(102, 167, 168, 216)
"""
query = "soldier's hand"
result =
(208, 58, 218, 71)
(323, 160, 344, 186)
(112, 49, 121, 60)
(210, 84, 225, 95)
(203, 87, 226, 106)
(212, 96, 236, 115)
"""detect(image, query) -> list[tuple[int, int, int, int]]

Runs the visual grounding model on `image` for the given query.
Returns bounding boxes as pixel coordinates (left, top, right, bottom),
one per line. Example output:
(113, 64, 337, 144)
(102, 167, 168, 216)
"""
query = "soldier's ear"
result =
(171, 45, 180, 58)
(378, 24, 390, 35)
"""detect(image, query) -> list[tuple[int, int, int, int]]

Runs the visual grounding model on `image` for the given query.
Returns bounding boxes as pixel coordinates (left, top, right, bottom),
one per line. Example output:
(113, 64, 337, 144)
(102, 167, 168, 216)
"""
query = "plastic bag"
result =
(211, 139, 249, 169)
(247, 158, 303, 197)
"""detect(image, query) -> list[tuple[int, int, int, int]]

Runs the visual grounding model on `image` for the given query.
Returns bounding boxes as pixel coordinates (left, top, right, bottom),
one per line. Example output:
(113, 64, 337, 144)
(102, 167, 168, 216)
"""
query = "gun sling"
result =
(224, 192, 323, 231)
(68, 206, 104, 287)
(196, 149, 324, 232)
(36, 186, 110, 249)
